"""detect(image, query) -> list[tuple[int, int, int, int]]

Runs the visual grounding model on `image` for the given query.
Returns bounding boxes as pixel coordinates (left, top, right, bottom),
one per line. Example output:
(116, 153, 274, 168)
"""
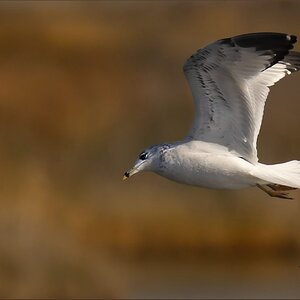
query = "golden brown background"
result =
(0, 1, 300, 298)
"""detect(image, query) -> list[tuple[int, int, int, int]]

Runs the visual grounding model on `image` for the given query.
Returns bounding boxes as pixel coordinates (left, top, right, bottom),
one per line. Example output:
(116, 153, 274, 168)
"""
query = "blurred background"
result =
(0, 0, 300, 298)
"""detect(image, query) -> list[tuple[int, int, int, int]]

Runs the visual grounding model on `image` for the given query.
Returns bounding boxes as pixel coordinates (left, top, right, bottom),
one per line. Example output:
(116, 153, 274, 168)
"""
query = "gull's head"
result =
(123, 144, 166, 180)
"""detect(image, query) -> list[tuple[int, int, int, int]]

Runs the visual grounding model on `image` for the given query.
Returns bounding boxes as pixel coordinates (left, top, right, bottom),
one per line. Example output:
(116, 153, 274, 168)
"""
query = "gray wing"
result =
(184, 32, 300, 164)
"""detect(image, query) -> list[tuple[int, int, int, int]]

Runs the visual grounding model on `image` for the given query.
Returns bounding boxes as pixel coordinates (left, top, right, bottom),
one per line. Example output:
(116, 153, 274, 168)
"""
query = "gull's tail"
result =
(255, 160, 300, 188)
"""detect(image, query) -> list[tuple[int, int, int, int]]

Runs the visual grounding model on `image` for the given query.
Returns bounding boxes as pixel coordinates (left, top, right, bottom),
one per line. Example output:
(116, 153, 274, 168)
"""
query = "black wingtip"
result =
(222, 32, 298, 70)
(289, 34, 297, 44)
(231, 32, 297, 49)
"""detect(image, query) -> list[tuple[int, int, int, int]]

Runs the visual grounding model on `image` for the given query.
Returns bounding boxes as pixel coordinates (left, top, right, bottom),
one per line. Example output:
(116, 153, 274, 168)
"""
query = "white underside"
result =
(156, 141, 300, 190)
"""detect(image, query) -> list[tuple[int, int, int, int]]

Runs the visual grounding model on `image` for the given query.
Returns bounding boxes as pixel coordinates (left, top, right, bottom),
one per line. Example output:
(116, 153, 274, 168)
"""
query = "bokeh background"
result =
(0, 0, 300, 298)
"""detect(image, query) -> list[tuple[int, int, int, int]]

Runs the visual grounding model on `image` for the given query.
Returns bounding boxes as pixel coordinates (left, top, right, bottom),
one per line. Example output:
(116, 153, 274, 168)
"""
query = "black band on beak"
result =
(124, 171, 130, 178)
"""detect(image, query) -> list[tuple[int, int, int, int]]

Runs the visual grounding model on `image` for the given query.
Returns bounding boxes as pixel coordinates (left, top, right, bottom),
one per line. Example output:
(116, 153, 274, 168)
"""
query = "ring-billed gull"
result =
(124, 32, 300, 199)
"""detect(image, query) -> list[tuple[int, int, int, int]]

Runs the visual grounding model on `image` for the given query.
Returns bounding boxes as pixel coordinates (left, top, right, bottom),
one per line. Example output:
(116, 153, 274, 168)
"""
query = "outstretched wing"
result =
(184, 32, 300, 164)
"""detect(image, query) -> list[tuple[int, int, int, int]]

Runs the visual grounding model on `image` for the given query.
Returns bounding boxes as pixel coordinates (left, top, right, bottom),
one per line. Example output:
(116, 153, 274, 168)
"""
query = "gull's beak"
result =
(123, 165, 142, 181)
(123, 170, 131, 180)
(122, 168, 136, 181)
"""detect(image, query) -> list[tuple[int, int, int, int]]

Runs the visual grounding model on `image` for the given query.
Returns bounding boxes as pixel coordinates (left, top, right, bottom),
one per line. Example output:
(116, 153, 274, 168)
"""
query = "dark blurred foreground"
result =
(0, 1, 300, 298)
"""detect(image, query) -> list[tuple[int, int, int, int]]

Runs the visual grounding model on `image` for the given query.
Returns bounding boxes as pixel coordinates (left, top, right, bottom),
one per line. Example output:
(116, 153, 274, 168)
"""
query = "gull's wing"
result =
(184, 33, 300, 163)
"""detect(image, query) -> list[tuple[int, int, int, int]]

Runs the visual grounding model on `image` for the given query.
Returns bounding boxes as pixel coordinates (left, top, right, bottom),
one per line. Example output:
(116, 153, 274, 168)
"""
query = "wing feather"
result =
(184, 32, 300, 163)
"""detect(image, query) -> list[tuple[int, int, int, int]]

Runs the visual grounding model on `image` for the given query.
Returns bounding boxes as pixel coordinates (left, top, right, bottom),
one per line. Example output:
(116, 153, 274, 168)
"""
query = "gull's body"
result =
(156, 141, 260, 189)
(124, 33, 300, 199)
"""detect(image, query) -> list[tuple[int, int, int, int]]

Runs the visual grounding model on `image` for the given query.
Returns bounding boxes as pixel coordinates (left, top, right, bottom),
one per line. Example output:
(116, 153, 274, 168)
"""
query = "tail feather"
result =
(255, 160, 300, 188)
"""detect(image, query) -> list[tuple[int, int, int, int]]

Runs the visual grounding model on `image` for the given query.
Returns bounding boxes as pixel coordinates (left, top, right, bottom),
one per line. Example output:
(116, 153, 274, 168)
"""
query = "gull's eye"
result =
(139, 152, 148, 160)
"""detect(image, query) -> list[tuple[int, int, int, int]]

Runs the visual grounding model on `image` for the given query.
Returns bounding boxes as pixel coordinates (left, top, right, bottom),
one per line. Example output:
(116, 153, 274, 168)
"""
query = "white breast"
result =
(157, 142, 260, 189)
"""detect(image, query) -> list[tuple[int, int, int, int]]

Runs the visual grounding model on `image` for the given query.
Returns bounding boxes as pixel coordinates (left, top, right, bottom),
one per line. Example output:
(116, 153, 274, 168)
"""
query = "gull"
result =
(123, 32, 300, 199)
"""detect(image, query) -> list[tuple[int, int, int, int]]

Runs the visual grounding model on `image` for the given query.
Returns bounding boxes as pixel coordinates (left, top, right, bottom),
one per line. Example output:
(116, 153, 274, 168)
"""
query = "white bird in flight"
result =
(124, 32, 300, 199)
